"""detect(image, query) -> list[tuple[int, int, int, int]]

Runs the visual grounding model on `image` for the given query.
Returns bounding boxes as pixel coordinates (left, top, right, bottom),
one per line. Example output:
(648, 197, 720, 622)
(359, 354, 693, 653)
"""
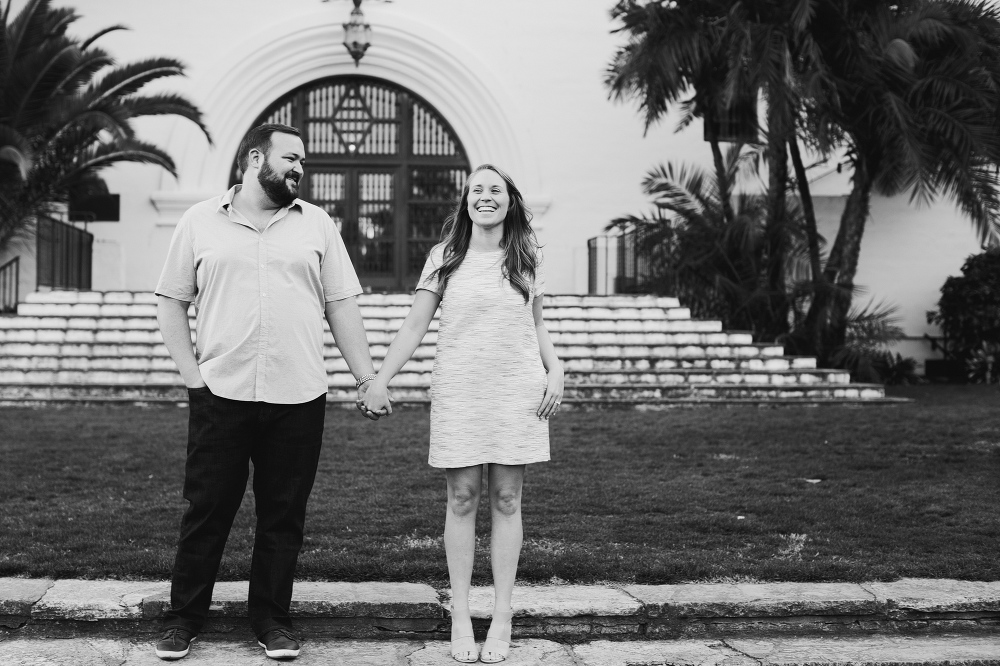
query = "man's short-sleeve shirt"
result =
(155, 185, 362, 404)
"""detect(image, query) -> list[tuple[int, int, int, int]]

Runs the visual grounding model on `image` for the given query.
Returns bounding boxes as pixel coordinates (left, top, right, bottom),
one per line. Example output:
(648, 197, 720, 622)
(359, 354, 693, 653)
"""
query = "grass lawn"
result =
(1, 384, 998, 584)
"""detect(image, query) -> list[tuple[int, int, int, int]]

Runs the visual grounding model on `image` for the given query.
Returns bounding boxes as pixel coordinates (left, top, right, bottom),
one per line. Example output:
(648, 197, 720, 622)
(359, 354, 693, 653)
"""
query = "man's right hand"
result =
(183, 371, 207, 390)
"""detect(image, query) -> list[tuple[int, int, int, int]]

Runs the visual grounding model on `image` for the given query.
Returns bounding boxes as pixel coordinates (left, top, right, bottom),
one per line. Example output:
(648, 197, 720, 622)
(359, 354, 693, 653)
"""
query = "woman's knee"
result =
(491, 486, 521, 517)
(448, 484, 481, 517)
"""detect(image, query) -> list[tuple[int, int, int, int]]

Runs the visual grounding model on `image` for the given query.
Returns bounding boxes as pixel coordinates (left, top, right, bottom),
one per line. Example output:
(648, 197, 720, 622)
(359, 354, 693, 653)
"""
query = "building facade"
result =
(1, 0, 986, 366)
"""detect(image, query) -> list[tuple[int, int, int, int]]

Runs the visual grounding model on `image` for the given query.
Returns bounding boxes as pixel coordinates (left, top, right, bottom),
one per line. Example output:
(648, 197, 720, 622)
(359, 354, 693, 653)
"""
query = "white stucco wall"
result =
(813, 195, 983, 365)
(8, 0, 987, 364)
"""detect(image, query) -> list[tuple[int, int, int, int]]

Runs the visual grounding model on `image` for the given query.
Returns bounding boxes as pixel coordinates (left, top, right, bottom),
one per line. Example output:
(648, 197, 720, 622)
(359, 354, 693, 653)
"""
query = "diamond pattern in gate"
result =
(333, 87, 373, 151)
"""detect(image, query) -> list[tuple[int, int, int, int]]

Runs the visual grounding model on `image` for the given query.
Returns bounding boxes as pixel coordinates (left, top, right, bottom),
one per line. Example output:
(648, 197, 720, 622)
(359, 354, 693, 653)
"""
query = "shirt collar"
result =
(218, 184, 303, 215)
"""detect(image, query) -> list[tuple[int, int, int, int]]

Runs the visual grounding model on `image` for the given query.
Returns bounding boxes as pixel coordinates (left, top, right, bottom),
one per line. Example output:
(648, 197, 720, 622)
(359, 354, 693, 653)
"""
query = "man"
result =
(153, 123, 380, 661)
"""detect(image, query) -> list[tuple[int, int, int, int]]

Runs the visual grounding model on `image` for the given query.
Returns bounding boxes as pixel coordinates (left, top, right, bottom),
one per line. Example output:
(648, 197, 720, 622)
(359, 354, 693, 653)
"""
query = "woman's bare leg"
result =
(445, 465, 483, 660)
(482, 463, 524, 661)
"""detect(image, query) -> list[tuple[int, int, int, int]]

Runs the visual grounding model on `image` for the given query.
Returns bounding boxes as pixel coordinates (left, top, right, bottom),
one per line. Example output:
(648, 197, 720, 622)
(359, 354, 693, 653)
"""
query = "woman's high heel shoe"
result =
(449, 619, 479, 663)
(480, 608, 513, 663)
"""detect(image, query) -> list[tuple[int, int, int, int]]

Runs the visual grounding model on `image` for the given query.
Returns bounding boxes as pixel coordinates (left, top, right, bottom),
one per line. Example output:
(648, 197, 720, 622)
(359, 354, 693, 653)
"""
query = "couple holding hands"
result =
(153, 122, 563, 662)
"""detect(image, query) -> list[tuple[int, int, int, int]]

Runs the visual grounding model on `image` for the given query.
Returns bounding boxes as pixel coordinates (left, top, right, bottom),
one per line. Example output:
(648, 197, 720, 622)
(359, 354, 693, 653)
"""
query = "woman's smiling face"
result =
(466, 169, 510, 231)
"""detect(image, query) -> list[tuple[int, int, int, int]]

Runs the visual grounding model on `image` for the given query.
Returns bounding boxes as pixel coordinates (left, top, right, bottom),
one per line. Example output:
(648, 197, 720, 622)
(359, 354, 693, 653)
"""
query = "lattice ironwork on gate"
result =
(233, 76, 471, 291)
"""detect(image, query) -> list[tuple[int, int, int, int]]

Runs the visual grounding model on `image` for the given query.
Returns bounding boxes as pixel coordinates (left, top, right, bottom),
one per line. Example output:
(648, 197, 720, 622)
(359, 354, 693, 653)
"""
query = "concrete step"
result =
(550, 332, 753, 345)
(0, 341, 788, 360)
(358, 343, 788, 360)
(559, 383, 886, 401)
(565, 369, 852, 385)
(0, 383, 888, 404)
(0, 327, 755, 346)
(1, 578, 997, 649)
(0, 317, 728, 338)
(332, 355, 821, 372)
(1, 313, 716, 332)
(562, 356, 818, 371)
(22, 289, 683, 309)
(0, 349, 819, 373)
(13, 302, 696, 323)
(0, 365, 851, 388)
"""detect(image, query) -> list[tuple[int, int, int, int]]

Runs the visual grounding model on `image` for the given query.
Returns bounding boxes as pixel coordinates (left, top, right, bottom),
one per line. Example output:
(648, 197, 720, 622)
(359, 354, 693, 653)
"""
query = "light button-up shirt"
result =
(155, 185, 363, 404)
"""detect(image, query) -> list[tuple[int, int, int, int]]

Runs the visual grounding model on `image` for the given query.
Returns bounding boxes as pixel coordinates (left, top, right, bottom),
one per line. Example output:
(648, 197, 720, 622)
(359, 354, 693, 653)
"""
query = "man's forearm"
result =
(325, 297, 376, 379)
(156, 296, 203, 387)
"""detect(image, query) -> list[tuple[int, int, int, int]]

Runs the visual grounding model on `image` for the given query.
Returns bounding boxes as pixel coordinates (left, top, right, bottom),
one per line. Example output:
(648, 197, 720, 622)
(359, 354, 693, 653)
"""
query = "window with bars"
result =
(232, 76, 471, 290)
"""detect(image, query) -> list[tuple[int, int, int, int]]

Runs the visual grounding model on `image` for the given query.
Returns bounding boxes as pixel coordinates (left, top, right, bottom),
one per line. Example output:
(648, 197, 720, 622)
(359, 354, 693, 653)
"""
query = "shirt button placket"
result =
(256, 234, 268, 401)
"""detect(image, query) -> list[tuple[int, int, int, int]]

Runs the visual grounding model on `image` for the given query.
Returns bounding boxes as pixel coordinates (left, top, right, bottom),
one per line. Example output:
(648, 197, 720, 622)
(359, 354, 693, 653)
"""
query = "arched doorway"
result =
(232, 76, 470, 291)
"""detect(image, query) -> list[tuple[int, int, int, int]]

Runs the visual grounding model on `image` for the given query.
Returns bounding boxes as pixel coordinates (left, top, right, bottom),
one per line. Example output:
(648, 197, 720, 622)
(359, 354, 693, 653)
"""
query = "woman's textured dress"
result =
(417, 245, 550, 468)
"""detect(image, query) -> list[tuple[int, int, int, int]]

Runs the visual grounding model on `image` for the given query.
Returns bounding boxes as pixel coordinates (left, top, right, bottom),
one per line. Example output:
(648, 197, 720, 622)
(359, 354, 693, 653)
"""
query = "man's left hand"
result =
(356, 382, 388, 420)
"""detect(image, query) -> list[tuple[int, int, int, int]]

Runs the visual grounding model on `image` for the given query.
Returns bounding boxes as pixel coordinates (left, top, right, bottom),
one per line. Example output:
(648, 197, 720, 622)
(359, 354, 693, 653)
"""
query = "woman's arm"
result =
(532, 295, 564, 419)
(361, 289, 442, 415)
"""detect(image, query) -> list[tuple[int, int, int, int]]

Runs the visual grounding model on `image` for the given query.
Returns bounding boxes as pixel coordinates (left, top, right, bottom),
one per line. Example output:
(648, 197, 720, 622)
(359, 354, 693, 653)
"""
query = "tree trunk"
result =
(824, 170, 872, 354)
(801, 160, 872, 363)
(706, 123, 734, 226)
(763, 98, 790, 341)
(788, 137, 822, 284)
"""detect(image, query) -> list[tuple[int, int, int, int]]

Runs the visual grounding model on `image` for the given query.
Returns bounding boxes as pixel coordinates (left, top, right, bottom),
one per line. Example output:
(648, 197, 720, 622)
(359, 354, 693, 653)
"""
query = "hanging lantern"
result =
(343, 0, 372, 66)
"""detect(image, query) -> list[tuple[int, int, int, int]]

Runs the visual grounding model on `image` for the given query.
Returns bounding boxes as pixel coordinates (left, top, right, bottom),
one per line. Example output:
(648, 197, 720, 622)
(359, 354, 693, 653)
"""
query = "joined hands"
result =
(357, 381, 393, 420)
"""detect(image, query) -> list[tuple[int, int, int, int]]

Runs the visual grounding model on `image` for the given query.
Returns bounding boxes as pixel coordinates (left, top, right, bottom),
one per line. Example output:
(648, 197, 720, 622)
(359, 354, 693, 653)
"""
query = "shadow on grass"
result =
(1, 384, 998, 583)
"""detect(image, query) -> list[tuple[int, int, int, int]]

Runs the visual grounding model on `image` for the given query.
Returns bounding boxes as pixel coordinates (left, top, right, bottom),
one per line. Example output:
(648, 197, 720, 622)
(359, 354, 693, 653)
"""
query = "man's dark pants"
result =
(162, 387, 327, 638)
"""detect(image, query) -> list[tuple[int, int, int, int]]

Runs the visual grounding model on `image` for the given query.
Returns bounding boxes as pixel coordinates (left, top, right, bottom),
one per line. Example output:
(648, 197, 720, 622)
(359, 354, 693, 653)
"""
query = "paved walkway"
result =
(2, 577, 999, 664)
(3, 635, 1000, 665)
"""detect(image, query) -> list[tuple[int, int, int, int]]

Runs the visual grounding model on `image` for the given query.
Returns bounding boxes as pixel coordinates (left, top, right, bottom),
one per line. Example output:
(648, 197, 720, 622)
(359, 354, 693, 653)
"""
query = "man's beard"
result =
(258, 158, 299, 207)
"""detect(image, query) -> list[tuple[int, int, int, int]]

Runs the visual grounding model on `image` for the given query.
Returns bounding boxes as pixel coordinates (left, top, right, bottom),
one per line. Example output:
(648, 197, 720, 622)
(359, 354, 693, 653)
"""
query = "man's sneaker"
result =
(155, 627, 196, 660)
(257, 628, 301, 659)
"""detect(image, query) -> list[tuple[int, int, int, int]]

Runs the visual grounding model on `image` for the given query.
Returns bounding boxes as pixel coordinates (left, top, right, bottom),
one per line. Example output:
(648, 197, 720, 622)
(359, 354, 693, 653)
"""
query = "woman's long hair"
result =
(428, 164, 539, 303)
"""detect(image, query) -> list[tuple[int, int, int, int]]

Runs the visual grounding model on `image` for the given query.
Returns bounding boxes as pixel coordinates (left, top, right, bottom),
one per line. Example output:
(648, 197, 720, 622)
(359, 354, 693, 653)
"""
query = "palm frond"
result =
(7, 42, 82, 126)
(79, 24, 127, 51)
(845, 299, 905, 350)
(47, 48, 115, 103)
(642, 162, 714, 220)
(85, 58, 186, 106)
(0, 123, 31, 178)
(42, 106, 135, 147)
(791, 0, 818, 35)
(108, 93, 212, 143)
(63, 138, 176, 179)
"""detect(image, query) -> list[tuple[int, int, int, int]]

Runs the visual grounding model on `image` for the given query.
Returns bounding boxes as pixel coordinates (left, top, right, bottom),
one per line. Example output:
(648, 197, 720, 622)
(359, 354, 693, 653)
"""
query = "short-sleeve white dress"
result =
(417, 244, 550, 468)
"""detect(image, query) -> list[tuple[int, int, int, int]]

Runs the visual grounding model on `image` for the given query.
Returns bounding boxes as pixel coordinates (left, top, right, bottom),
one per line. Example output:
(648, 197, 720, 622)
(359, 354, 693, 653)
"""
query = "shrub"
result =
(927, 249, 1000, 383)
(832, 300, 918, 384)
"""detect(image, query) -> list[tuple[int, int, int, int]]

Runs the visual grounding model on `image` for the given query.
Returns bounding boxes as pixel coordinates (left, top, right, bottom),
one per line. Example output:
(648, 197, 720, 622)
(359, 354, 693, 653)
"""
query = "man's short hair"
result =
(236, 123, 301, 173)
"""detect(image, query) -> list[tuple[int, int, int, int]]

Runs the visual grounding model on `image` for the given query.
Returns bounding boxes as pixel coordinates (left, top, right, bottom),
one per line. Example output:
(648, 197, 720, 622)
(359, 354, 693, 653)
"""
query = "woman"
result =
(360, 164, 563, 663)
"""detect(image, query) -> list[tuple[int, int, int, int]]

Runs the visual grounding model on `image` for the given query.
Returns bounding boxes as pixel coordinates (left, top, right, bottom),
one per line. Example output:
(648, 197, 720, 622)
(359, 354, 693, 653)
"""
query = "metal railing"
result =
(587, 229, 653, 295)
(36, 216, 93, 291)
(0, 256, 18, 314)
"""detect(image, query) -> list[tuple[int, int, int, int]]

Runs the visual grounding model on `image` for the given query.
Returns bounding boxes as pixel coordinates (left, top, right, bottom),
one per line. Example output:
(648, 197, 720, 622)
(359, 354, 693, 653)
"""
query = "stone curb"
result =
(2, 577, 999, 639)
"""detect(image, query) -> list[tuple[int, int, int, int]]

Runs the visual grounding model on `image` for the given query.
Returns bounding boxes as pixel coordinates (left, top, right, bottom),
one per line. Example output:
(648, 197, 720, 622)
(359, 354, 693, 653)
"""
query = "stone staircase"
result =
(0, 291, 899, 406)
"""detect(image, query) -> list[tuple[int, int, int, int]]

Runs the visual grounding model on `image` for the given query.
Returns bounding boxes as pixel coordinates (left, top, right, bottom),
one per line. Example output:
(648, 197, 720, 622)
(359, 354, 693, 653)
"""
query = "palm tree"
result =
(606, 0, 737, 224)
(723, 1, 838, 333)
(607, 145, 814, 334)
(798, 0, 1000, 363)
(606, 0, 828, 341)
(0, 0, 210, 253)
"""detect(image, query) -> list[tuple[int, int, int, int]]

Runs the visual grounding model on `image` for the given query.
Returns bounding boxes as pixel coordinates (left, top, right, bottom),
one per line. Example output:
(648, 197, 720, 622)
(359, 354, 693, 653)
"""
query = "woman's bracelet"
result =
(356, 373, 378, 388)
